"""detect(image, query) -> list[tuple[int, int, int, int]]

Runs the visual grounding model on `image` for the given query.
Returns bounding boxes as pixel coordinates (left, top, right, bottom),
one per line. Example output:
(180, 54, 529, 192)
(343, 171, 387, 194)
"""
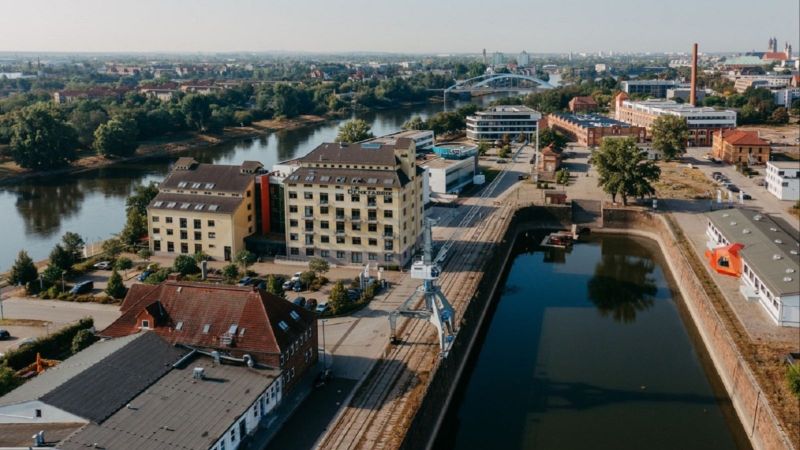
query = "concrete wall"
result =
(601, 207, 794, 450)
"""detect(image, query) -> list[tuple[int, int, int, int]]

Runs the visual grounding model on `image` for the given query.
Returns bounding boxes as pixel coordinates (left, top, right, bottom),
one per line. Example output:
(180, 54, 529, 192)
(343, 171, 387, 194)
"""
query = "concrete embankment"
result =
(402, 205, 794, 450)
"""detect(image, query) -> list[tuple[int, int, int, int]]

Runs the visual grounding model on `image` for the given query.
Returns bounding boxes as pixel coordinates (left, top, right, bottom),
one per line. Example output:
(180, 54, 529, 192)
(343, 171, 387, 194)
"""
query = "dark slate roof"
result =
(148, 192, 243, 214)
(160, 162, 256, 193)
(40, 332, 187, 424)
(299, 139, 413, 166)
(286, 166, 407, 188)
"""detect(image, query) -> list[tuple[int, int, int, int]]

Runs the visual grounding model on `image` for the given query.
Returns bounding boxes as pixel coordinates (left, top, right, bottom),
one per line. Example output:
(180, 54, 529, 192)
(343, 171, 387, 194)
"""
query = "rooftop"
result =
(160, 160, 260, 193)
(552, 113, 633, 129)
(300, 139, 413, 166)
(363, 130, 433, 146)
(148, 192, 244, 214)
(622, 80, 684, 86)
(707, 209, 800, 297)
(477, 105, 538, 114)
(58, 355, 279, 450)
(767, 161, 800, 169)
(718, 130, 770, 147)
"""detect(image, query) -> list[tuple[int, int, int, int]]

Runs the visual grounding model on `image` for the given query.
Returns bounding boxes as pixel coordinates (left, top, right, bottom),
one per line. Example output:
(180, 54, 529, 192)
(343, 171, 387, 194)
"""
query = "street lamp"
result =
(61, 270, 66, 292)
(320, 318, 328, 369)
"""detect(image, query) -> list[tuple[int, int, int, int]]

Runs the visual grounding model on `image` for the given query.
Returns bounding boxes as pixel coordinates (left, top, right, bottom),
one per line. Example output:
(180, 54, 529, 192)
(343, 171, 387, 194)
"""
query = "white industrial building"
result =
(466, 105, 542, 142)
(765, 161, 800, 201)
(364, 129, 435, 151)
(422, 156, 476, 199)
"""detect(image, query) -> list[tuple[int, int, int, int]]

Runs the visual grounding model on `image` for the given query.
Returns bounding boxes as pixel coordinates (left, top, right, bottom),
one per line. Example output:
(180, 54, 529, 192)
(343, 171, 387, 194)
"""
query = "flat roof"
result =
(479, 105, 538, 113)
(552, 113, 633, 129)
(768, 161, 800, 169)
(421, 157, 472, 169)
(707, 209, 800, 296)
(59, 356, 280, 450)
(364, 130, 433, 145)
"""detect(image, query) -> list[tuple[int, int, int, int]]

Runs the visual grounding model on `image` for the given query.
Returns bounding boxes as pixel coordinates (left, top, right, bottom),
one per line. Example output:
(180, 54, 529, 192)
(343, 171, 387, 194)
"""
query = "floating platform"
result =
(540, 231, 575, 249)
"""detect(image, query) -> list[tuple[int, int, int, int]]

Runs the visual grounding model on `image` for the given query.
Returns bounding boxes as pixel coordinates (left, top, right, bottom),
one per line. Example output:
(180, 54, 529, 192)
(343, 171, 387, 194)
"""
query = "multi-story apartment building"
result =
(147, 158, 261, 261)
(466, 105, 542, 142)
(711, 130, 771, 165)
(283, 139, 424, 266)
(615, 93, 737, 146)
(620, 80, 687, 98)
(732, 74, 793, 93)
(765, 161, 800, 201)
(547, 113, 646, 147)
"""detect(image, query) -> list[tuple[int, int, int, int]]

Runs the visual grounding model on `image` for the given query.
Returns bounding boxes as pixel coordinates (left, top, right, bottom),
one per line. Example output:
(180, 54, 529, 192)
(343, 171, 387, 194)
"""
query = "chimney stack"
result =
(690, 43, 698, 107)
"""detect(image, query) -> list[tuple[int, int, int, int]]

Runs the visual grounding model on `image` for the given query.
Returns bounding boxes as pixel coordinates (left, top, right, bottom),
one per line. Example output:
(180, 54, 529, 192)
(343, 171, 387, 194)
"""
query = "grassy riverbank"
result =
(0, 114, 328, 185)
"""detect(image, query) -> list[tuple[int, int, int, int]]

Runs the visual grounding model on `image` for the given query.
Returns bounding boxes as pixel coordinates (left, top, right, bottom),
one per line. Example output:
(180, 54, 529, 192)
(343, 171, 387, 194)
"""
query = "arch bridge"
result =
(444, 73, 554, 100)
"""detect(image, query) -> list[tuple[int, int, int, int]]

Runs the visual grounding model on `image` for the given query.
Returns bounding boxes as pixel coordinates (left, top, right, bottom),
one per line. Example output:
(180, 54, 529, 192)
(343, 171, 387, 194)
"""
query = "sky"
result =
(0, 0, 798, 54)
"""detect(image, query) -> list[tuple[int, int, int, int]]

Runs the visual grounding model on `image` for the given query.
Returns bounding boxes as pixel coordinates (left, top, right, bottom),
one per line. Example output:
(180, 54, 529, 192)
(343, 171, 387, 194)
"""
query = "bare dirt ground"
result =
(739, 121, 800, 147)
(655, 162, 716, 200)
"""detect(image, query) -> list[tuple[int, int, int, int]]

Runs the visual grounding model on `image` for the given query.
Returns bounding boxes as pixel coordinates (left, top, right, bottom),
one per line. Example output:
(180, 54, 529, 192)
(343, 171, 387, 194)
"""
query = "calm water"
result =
(1, 95, 514, 271)
(435, 233, 749, 450)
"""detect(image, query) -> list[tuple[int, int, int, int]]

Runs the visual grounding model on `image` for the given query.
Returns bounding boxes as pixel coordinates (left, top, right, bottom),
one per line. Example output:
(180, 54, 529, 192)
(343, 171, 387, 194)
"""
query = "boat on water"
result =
(540, 231, 575, 249)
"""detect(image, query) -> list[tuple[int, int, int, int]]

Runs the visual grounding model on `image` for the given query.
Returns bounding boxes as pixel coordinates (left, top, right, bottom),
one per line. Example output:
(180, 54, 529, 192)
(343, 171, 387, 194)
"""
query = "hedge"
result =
(2, 317, 94, 371)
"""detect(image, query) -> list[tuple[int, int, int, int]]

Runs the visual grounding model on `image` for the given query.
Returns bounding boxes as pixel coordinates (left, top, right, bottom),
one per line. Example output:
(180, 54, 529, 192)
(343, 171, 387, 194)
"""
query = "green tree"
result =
(556, 168, 570, 185)
(120, 209, 147, 246)
(336, 119, 374, 143)
(68, 100, 108, 148)
(71, 328, 98, 353)
(0, 366, 21, 397)
(498, 146, 510, 159)
(787, 364, 800, 398)
(172, 255, 199, 275)
(477, 140, 489, 156)
(181, 94, 212, 131)
(265, 274, 285, 298)
(115, 257, 133, 276)
(402, 116, 426, 131)
(10, 102, 78, 170)
(61, 232, 85, 264)
(126, 182, 159, 217)
(49, 244, 73, 271)
(41, 264, 65, 288)
(105, 270, 127, 298)
(144, 268, 170, 285)
(308, 257, 330, 276)
(137, 248, 152, 262)
(9, 250, 37, 287)
(592, 137, 661, 205)
(93, 116, 139, 157)
(538, 128, 567, 152)
(328, 281, 349, 314)
(222, 263, 240, 282)
(770, 107, 789, 124)
(193, 251, 210, 263)
(102, 238, 125, 259)
(650, 115, 689, 160)
(299, 271, 316, 290)
(234, 249, 256, 272)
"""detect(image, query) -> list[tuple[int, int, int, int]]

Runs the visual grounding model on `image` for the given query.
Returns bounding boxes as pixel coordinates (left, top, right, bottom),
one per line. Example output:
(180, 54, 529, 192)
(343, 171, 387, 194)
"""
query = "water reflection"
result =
(14, 182, 86, 237)
(587, 239, 658, 323)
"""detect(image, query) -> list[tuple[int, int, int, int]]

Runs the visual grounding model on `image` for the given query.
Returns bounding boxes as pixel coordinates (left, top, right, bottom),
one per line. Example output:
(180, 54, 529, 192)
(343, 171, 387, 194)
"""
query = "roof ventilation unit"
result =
(192, 367, 205, 380)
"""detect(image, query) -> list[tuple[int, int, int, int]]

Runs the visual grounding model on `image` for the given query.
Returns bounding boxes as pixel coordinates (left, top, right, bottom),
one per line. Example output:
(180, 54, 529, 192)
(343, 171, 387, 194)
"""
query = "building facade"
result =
(548, 113, 645, 147)
(466, 105, 542, 142)
(147, 158, 261, 261)
(705, 209, 799, 327)
(765, 161, 800, 201)
(568, 96, 598, 113)
(615, 93, 737, 146)
(283, 139, 424, 266)
(620, 80, 686, 98)
(363, 129, 435, 151)
(711, 130, 771, 165)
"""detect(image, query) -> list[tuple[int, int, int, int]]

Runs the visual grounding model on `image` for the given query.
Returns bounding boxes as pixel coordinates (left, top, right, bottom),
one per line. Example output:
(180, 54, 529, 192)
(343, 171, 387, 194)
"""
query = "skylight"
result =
(175, 321, 183, 331)
(208, 205, 219, 211)
(290, 311, 301, 321)
(191, 182, 201, 189)
(153, 201, 163, 207)
(180, 203, 191, 209)
(194, 204, 204, 210)
(177, 182, 188, 188)
(202, 324, 211, 334)
(166, 202, 177, 208)
(278, 321, 289, 332)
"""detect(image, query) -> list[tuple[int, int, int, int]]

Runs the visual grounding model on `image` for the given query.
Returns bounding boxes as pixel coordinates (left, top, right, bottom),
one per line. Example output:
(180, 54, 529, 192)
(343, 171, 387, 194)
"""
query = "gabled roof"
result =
(100, 281, 314, 358)
(160, 161, 255, 193)
(570, 96, 598, 106)
(718, 129, 770, 146)
(300, 140, 409, 166)
(763, 52, 789, 61)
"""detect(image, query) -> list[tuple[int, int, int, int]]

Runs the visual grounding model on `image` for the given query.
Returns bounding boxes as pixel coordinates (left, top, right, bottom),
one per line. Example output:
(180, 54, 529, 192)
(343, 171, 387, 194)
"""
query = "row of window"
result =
(289, 191, 394, 204)
(290, 234, 396, 248)
(288, 206, 394, 220)
(152, 217, 216, 228)
(152, 229, 217, 239)
(289, 248, 395, 262)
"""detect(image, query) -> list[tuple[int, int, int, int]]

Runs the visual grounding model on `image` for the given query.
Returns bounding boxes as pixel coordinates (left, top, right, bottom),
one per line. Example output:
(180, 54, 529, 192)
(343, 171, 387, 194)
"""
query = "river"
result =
(1, 93, 520, 271)
(434, 233, 750, 450)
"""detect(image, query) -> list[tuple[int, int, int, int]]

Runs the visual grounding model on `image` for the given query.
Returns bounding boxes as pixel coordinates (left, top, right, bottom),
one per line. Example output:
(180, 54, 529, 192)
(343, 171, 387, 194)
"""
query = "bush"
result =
(0, 366, 21, 397)
(222, 264, 240, 282)
(144, 268, 170, 284)
(788, 364, 800, 398)
(2, 318, 94, 371)
(105, 270, 127, 299)
(71, 329, 97, 353)
(172, 255, 199, 275)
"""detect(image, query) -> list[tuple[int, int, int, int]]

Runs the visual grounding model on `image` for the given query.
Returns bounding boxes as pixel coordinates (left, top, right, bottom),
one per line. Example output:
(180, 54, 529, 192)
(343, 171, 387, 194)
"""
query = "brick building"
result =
(711, 130, 771, 165)
(568, 96, 598, 113)
(547, 113, 646, 147)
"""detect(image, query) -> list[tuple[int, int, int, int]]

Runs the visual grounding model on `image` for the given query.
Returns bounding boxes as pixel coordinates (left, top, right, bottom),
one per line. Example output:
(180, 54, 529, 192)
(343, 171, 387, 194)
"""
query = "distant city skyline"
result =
(0, 0, 798, 55)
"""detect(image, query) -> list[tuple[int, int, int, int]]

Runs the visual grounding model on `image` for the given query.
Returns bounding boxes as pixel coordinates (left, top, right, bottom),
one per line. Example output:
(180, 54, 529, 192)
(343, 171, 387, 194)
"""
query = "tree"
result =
(265, 274, 285, 299)
(402, 116, 426, 131)
(105, 270, 127, 298)
(9, 250, 37, 286)
(234, 249, 256, 272)
(770, 107, 789, 124)
(336, 119, 374, 143)
(172, 255, 199, 275)
(68, 100, 108, 148)
(137, 248, 152, 262)
(556, 168, 570, 185)
(592, 137, 661, 206)
(328, 281, 349, 313)
(49, 244, 73, 271)
(181, 94, 212, 131)
(41, 264, 65, 288)
(93, 116, 139, 157)
(477, 140, 489, 156)
(102, 238, 125, 259)
(115, 257, 133, 276)
(120, 209, 147, 245)
(193, 251, 210, 263)
(222, 263, 240, 282)
(71, 329, 98, 353)
(650, 115, 689, 160)
(61, 232, 85, 263)
(308, 257, 330, 276)
(10, 102, 78, 170)
(126, 182, 159, 217)
(0, 366, 21, 397)
(498, 146, 510, 159)
(299, 271, 316, 290)
(538, 128, 567, 153)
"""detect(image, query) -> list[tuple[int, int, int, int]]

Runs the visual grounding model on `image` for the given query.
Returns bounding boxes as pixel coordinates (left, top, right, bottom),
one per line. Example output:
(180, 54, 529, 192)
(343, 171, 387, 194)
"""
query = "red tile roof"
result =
(100, 281, 314, 358)
(719, 130, 770, 146)
(762, 52, 788, 61)
(570, 96, 598, 106)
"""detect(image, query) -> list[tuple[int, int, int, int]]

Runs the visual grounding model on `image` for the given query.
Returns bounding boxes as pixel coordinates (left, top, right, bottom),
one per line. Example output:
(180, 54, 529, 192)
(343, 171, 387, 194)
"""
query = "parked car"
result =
(69, 280, 94, 295)
(293, 297, 306, 307)
(290, 272, 303, 283)
(237, 277, 253, 286)
(0, 330, 10, 340)
(137, 270, 152, 282)
(93, 261, 112, 270)
(282, 280, 294, 290)
(742, 192, 752, 200)
(727, 185, 740, 193)
(347, 289, 361, 301)
(292, 281, 303, 292)
(305, 298, 318, 310)
(255, 280, 267, 290)
(316, 302, 330, 314)
(496, 158, 507, 164)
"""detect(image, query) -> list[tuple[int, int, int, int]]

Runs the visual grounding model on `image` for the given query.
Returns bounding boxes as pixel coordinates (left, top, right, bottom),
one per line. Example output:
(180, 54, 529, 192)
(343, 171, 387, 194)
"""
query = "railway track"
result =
(319, 191, 517, 449)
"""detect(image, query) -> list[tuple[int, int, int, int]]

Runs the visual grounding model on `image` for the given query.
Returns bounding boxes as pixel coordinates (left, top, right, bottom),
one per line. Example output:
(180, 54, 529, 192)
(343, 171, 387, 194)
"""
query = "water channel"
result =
(434, 232, 750, 450)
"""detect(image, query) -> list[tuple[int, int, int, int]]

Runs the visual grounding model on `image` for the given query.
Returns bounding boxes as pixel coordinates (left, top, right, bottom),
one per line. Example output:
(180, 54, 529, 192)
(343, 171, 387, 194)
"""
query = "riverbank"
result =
(0, 114, 328, 185)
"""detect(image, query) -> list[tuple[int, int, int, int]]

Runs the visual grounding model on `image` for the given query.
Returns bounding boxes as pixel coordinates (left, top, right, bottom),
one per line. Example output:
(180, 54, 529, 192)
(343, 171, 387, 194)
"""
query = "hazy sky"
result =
(1, 0, 798, 54)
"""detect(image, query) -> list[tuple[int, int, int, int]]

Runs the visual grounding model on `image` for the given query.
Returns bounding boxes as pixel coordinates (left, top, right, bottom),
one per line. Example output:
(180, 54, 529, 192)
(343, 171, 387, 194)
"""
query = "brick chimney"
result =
(690, 43, 698, 106)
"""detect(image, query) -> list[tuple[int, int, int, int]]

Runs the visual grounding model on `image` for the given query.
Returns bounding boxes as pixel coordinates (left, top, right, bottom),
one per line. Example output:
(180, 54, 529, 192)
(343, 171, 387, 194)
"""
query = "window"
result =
(289, 191, 297, 199)
(290, 219, 298, 227)
(141, 320, 150, 329)
(352, 223, 361, 231)
(368, 238, 377, 246)
(336, 251, 345, 259)
(194, 231, 202, 240)
(290, 247, 299, 255)
(179, 218, 187, 228)
(384, 210, 393, 218)
(290, 310, 301, 321)
(351, 194, 360, 202)
(320, 206, 329, 214)
(154, 241, 161, 251)
(278, 321, 290, 331)
(167, 241, 175, 252)
(306, 248, 314, 256)
(153, 228, 161, 234)
(208, 220, 215, 227)
(289, 205, 298, 213)
(305, 235, 314, 245)
(352, 237, 361, 245)
(152, 216, 160, 223)
(166, 217, 173, 224)
(335, 193, 344, 202)
(384, 254, 394, 262)
(321, 221, 329, 229)
(320, 193, 329, 204)
(203, 324, 211, 333)
(180, 243, 188, 253)
(180, 230, 188, 240)
(368, 253, 377, 261)
(336, 236, 345, 244)
(209, 232, 216, 239)
(290, 233, 299, 241)
(321, 250, 330, 257)
(351, 252, 362, 263)
(304, 192, 313, 200)
(368, 223, 377, 232)
(194, 219, 201, 228)
(35, 409, 42, 418)
(321, 235, 330, 243)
